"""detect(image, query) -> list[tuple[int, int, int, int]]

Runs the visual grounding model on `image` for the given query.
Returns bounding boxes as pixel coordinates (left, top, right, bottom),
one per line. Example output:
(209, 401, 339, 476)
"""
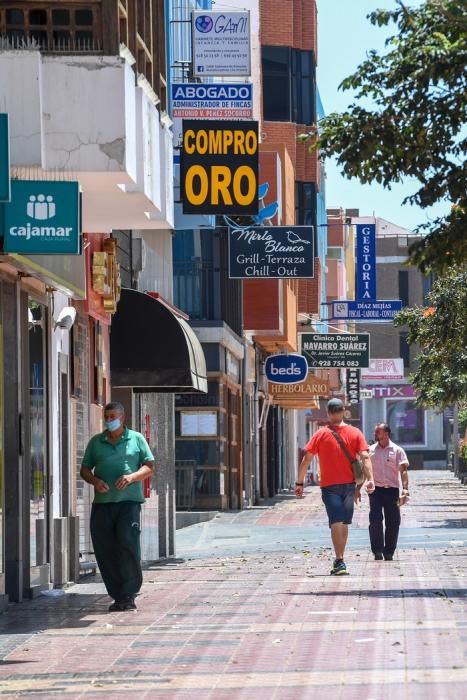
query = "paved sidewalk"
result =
(0, 470, 466, 698)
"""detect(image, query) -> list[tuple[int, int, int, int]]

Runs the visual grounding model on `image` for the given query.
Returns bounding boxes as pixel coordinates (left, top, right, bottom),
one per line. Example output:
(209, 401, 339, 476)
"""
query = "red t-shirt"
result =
(304, 424, 369, 487)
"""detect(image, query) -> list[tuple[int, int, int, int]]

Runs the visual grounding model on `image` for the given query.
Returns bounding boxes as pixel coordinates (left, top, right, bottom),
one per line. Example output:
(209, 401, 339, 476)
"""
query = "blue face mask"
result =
(105, 418, 121, 432)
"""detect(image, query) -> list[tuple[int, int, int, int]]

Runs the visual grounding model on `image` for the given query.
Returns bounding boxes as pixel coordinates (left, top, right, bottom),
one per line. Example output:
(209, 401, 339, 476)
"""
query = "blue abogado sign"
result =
(265, 354, 308, 384)
(2, 180, 81, 255)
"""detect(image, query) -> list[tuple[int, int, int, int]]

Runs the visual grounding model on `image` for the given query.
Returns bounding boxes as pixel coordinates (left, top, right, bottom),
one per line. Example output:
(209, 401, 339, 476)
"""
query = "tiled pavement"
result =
(0, 470, 466, 698)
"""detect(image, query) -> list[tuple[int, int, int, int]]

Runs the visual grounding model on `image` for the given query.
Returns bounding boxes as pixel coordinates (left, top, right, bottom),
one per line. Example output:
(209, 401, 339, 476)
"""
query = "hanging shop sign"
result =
(229, 226, 314, 279)
(330, 299, 402, 321)
(265, 354, 308, 385)
(2, 180, 81, 254)
(361, 358, 404, 380)
(172, 83, 253, 120)
(192, 11, 251, 77)
(90, 237, 122, 315)
(346, 368, 360, 405)
(299, 333, 370, 369)
(0, 114, 10, 202)
(363, 384, 415, 399)
(180, 120, 258, 215)
(356, 223, 376, 300)
(268, 372, 330, 409)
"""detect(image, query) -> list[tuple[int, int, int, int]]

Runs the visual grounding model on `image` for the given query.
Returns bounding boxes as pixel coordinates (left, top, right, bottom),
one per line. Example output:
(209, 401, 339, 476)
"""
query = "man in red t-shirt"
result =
(295, 398, 375, 575)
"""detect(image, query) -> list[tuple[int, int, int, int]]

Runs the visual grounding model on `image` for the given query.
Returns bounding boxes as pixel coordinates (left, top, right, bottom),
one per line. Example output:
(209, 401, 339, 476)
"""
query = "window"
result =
(262, 46, 291, 121)
(262, 46, 316, 124)
(398, 270, 409, 307)
(399, 331, 410, 368)
(386, 399, 425, 446)
(296, 182, 317, 227)
(0, 3, 101, 50)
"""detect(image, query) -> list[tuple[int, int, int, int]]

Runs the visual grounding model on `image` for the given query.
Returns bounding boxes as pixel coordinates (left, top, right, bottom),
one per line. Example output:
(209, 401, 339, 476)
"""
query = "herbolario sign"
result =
(299, 333, 370, 368)
(2, 180, 81, 255)
(180, 120, 258, 215)
(229, 226, 314, 278)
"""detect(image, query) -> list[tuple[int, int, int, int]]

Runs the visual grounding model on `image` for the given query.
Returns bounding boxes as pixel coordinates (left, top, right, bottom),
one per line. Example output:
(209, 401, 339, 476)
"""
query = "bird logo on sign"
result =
(287, 230, 311, 245)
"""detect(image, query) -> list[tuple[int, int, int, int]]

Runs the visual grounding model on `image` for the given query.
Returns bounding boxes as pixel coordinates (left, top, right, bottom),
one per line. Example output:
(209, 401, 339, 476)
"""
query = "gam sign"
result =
(181, 120, 258, 215)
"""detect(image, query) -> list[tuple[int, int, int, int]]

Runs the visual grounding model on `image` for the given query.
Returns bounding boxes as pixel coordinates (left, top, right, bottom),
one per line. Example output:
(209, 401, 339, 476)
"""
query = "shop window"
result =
(386, 399, 425, 446)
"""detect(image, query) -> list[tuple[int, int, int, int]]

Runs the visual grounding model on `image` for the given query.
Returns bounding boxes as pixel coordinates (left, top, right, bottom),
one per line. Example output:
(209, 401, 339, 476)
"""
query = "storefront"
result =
(0, 250, 86, 602)
(110, 287, 207, 559)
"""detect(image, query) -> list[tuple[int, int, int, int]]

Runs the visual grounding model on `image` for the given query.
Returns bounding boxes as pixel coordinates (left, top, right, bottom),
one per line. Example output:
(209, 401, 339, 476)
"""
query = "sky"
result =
(316, 0, 449, 231)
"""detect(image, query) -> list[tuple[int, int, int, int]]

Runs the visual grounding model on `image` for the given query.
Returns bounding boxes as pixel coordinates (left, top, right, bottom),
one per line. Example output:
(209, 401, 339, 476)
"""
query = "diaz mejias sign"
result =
(2, 180, 81, 255)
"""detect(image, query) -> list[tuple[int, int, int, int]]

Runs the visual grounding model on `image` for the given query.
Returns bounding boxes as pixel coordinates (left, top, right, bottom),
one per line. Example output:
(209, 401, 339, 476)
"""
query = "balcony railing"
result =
(0, 34, 102, 53)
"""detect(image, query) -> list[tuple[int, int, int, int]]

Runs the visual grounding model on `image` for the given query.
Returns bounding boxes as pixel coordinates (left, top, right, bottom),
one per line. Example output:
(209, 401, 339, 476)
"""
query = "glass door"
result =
(28, 299, 49, 585)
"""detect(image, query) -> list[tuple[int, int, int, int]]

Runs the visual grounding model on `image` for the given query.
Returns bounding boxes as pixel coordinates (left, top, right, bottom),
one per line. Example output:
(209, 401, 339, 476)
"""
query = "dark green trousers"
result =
(90, 501, 142, 601)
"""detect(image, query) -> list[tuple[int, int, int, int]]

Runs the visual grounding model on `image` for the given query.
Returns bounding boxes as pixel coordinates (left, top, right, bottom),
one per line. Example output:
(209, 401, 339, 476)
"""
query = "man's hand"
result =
(115, 474, 134, 490)
(365, 479, 375, 494)
(94, 478, 110, 494)
(354, 486, 362, 504)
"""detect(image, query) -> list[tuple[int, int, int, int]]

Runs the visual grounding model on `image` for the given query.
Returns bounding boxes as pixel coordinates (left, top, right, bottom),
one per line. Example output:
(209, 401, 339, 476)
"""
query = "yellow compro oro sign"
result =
(181, 120, 259, 215)
(268, 373, 330, 409)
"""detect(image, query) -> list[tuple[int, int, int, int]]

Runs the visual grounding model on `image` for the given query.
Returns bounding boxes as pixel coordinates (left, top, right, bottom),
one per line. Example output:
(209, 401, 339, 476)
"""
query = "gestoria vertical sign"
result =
(180, 120, 258, 215)
(192, 11, 251, 77)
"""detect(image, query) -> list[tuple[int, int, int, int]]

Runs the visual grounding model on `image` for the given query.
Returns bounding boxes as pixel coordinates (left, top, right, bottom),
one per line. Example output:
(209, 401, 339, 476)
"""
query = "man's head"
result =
(375, 422, 391, 446)
(103, 401, 125, 433)
(327, 398, 345, 424)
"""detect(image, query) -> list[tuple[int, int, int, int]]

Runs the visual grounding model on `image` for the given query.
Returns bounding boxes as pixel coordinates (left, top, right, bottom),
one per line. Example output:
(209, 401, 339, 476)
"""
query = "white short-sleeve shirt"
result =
(369, 439, 409, 489)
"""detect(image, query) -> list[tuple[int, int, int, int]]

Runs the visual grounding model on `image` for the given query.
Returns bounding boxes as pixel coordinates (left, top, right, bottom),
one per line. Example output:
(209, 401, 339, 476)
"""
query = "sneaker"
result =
(122, 595, 137, 611)
(374, 553, 384, 561)
(330, 559, 349, 576)
(108, 600, 124, 612)
(384, 554, 394, 561)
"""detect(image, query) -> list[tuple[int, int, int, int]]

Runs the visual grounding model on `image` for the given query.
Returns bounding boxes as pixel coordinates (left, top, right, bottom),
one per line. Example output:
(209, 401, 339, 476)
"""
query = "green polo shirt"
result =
(82, 427, 154, 504)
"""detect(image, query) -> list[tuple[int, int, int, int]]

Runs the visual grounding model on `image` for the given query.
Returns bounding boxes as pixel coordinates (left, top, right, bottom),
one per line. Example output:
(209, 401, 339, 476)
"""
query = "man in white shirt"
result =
(369, 423, 409, 561)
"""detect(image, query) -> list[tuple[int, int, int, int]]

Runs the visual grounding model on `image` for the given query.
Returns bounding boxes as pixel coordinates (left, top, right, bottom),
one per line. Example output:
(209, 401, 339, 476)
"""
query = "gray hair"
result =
(104, 401, 125, 415)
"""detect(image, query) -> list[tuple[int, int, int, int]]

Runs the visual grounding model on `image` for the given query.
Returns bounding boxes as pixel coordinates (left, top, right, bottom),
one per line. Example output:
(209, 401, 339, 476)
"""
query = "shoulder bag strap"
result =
(327, 427, 355, 465)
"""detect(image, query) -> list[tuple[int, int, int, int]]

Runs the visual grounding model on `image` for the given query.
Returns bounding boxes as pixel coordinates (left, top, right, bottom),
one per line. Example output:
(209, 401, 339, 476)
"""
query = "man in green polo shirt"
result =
(80, 401, 154, 612)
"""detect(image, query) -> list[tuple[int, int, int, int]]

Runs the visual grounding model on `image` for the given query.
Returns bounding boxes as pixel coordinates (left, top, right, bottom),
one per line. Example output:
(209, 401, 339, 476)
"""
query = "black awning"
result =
(110, 288, 207, 393)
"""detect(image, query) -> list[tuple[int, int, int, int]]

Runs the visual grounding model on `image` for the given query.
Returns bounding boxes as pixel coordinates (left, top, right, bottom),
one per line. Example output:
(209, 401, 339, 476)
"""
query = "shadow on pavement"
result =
(0, 593, 112, 635)
(284, 588, 467, 598)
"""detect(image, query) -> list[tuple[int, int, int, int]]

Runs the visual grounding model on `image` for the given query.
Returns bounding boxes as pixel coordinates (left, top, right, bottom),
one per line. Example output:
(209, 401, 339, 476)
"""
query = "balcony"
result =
(0, 46, 174, 231)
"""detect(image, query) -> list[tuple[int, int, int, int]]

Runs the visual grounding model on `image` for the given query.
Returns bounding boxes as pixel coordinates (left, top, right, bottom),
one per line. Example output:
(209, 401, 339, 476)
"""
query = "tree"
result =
(393, 268, 467, 407)
(300, 0, 467, 273)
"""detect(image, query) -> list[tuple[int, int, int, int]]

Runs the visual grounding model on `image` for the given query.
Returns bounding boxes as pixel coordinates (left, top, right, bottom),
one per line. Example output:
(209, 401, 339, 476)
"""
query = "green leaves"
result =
(304, 0, 467, 273)
(394, 268, 467, 407)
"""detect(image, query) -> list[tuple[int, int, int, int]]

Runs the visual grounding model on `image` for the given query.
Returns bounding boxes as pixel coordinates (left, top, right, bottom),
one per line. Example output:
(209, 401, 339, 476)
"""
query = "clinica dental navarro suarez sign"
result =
(2, 180, 81, 255)
(181, 120, 258, 215)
